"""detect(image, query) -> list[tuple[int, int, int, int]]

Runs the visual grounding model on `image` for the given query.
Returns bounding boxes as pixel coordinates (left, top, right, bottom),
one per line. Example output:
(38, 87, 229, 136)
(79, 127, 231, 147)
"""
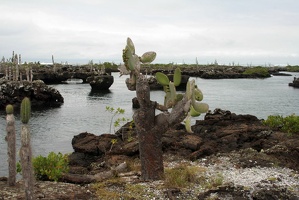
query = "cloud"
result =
(0, 0, 298, 65)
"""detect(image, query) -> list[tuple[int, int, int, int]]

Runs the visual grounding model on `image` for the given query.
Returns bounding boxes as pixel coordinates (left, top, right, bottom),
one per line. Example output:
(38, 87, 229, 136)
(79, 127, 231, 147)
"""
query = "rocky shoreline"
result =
(0, 79, 64, 109)
(1, 109, 298, 199)
(2, 109, 297, 199)
(68, 108, 299, 175)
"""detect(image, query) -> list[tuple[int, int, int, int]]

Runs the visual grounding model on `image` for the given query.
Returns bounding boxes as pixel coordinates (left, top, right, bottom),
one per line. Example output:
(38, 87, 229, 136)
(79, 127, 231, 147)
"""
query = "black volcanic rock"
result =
(289, 77, 299, 88)
(87, 75, 114, 91)
(0, 79, 64, 109)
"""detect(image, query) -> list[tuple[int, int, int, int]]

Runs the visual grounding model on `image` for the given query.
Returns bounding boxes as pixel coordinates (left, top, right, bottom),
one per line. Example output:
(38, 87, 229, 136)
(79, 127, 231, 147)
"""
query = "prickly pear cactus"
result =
(155, 69, 209, 133)
(121, 37, 209, 181)
(156, 68, 183, 108)
(121, 37, 156, 87)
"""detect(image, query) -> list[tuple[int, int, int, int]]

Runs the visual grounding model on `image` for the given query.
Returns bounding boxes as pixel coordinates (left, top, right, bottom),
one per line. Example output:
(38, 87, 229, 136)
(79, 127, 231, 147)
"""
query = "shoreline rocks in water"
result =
(61, 108, 299, 199)
(289, 77, 299, 88)
(86, 74, 114, 91)
(67, 108, 299, 175)
(1, 108, 298, 199)
(0, 79, 64, 109)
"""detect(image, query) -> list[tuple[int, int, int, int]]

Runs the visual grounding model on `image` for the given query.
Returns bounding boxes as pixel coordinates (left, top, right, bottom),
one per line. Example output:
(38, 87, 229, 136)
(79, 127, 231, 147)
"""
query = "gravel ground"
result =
(93, 151, 299, 199)
(1, 150, 299, 199)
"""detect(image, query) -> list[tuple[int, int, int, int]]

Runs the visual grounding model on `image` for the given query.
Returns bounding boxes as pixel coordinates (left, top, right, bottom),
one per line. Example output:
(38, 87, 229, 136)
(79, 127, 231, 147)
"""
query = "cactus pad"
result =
(140, 51, 156, 64)
(126, 37, 135, 54)
(192, 102, 209, 113)
(156, 72, 170, 86)
(190, 105, 201, 117)
(185, 115, 193, 133)
(173, 68, 182, 86)
(194, 88, 203, 101)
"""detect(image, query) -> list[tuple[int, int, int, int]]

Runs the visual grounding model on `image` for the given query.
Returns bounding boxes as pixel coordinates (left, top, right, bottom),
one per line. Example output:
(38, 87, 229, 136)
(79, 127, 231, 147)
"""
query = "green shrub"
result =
(263, 114, 299, 135)
(263, 115, 284, 128)
(33, 152, 69, 181)
(286, 65, 299, 72)
(243, 66, 270, 77)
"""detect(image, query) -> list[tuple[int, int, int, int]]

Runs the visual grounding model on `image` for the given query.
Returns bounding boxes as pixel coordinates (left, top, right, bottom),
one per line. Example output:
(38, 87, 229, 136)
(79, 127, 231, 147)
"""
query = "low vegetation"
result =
(105, 106, 130, 134)
(92, 162, 225, 199)
(33, 152, 69, 181)
(242, 66, 270, 77)
(263, 114, 299, 135)
(164, 163, 224, 190)
(164, 164, 205, 188)
(286, 65, 299, 72)
(17, 152, 69, 181)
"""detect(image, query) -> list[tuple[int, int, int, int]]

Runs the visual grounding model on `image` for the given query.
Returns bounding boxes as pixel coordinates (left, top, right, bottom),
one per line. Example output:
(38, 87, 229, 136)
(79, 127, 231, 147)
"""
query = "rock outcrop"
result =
(289, 77, 299, 88)
(68, 108, 299, 178)
(46, 108, 299, 199)
(0, 79, 64, 109)
(86, 75, 114, 91)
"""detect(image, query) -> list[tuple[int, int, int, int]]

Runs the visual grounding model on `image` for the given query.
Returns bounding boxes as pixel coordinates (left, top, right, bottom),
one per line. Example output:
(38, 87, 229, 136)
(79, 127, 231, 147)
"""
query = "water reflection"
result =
(88, 89, 111, 97)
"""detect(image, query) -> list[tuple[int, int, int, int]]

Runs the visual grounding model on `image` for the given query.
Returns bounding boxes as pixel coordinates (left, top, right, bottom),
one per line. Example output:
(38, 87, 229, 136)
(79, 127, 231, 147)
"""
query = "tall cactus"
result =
(20, 97, 34, 200)
(5, 104, 16, 186)
(121, 38, 208, 181)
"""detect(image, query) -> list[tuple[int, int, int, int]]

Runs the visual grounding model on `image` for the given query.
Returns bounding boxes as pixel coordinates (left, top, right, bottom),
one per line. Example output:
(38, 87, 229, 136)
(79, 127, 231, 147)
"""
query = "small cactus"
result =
(6, 104, 16, 186)
(6, 104, 14, 114)
(20, 97, 34, 199)
(21, 97, 31, 124)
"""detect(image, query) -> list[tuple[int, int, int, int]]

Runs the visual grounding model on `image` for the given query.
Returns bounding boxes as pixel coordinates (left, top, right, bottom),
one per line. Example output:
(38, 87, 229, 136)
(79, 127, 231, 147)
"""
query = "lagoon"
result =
(0, 72, 298, 177)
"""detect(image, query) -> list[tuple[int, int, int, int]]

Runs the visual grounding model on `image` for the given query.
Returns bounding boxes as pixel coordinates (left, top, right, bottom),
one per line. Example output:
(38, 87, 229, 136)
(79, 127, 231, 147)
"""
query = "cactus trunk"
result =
(121, 37, 208, 181)
(20, 124, 34, 200)
(20, 97, 34, 199)
(6, 110, 16, 186)
(134, 75, 164, 180)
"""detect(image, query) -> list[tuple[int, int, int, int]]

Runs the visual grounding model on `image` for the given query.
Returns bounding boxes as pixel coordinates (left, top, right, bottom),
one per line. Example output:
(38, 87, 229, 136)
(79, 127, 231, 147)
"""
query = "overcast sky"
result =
(1, 0, 298, 65)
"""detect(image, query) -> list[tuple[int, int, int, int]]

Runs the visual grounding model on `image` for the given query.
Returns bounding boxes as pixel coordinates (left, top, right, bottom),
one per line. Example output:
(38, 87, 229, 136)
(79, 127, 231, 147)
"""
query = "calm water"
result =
(0, 72, 298, 176)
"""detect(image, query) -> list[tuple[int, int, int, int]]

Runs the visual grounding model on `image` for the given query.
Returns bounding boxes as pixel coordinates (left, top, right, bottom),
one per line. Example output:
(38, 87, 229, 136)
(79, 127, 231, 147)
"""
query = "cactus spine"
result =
(5, 104, 16, 186)
(20, 97, 34, 200)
